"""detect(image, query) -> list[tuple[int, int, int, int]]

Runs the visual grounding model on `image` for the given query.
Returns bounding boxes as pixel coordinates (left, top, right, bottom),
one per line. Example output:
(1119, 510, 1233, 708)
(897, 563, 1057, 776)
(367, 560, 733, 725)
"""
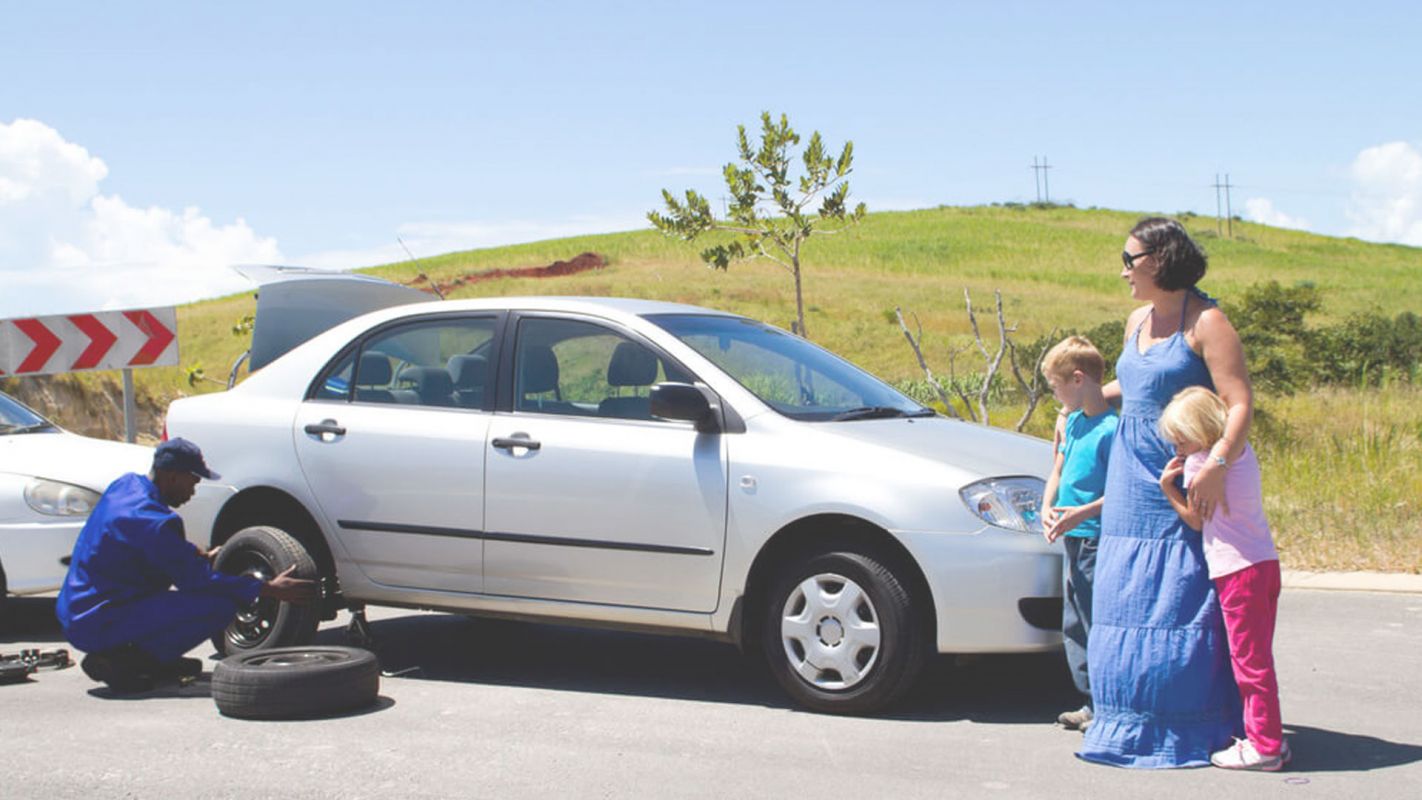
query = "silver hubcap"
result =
(780, 572, 881, 691)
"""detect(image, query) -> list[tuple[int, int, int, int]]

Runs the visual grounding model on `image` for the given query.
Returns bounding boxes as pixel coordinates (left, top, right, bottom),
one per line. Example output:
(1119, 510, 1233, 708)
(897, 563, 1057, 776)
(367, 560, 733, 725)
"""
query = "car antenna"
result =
(398, 236, 444, 300)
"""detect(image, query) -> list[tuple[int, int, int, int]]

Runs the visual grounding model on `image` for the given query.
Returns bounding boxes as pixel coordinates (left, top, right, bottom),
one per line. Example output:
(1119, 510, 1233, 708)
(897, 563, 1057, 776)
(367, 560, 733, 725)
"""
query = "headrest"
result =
(607, 341, 658, 387)
(399, 366, 454, 397)
(357, 352, 392, 385)
(446, 354, 488, 390)
(520, 345, 559, 394)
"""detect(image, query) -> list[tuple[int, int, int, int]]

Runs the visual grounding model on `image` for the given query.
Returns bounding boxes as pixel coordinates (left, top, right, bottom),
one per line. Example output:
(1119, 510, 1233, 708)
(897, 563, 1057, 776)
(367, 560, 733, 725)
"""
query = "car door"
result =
(483, 314, 728, 612)
(293, 313, 499, 593)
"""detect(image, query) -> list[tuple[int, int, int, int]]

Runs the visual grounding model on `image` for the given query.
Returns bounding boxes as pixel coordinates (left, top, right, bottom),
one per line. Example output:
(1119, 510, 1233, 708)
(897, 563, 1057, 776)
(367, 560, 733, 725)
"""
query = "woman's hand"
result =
(1187, 459, 1230, 521)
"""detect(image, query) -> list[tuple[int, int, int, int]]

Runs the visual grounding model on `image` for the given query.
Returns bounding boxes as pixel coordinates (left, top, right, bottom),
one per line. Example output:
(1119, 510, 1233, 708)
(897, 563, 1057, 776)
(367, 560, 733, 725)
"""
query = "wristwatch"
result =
(1211, 454, 1228, 469)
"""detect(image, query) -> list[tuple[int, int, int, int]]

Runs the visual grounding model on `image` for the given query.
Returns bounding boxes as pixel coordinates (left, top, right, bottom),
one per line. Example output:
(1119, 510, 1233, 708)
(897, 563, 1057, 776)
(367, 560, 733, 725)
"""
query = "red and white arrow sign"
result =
(0, 307, 179, 376)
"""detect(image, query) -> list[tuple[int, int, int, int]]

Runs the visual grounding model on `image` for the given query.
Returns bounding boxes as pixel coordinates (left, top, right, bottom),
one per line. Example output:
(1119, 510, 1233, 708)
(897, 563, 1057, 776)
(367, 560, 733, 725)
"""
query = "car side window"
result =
(514, 318, 690, 420)
(346, 317, 496, 409)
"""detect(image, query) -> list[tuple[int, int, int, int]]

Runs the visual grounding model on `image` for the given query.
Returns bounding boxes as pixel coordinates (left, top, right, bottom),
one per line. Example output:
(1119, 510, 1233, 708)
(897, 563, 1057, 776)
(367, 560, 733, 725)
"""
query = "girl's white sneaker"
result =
(1211, 738, 1286, 771)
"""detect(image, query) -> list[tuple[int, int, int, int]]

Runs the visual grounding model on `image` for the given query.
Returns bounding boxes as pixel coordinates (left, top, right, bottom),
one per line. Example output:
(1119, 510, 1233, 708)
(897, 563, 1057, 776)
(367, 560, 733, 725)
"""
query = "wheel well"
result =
(739, 514, 936, 650)
(212, 487, 335, 578)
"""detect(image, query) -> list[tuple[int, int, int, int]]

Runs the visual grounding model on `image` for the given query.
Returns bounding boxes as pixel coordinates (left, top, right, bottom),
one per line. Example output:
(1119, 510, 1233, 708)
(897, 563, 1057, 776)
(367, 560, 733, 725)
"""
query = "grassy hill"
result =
(7, 204, 1420, 572)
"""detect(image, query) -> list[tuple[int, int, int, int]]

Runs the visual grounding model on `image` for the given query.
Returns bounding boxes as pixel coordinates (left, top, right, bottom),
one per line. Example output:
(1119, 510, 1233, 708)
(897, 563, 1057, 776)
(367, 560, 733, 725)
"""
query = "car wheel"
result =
(211, 526, 321, 655)
(761, 550, 926, 714)
(212, 646, 380, 719)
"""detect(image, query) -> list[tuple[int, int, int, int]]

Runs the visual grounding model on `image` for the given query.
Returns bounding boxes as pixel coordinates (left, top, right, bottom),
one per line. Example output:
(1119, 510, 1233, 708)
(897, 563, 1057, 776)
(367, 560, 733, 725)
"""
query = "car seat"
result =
(598, 341, 658, 419)
(446, 354, 488, 409)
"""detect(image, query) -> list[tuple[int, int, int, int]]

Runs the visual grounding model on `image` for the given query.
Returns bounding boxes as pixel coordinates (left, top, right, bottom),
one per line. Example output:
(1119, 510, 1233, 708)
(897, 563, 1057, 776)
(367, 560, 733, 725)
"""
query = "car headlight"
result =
(24, 478, 102, 517)
(960, 476, 1045, 533)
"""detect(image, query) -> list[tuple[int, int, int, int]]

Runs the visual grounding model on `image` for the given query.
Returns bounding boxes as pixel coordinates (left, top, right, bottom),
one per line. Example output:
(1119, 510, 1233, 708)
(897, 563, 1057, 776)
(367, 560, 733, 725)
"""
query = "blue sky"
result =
(3, 1, 1419, 316)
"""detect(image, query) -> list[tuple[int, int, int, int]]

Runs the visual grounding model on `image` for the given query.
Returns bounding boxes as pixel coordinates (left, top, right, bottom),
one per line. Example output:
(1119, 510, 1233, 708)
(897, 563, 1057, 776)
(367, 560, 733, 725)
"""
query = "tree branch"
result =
(894, 307, 961, 418)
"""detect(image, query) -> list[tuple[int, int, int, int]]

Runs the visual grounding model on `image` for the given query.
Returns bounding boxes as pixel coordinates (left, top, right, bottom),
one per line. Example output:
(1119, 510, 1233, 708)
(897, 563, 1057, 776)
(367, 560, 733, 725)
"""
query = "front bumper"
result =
(0, 518, 83, 595)
(894, 526, 1064, 654)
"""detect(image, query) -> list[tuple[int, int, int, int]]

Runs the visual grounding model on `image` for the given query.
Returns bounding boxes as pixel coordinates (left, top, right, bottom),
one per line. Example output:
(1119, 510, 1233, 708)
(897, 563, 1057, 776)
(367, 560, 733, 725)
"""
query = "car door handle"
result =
(304, 420, 347, 437)
(492, 436, 540, 451)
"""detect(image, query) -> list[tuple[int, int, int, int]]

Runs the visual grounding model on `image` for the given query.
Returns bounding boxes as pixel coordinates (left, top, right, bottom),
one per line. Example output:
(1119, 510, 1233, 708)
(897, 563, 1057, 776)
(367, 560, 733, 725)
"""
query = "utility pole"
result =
(1211, 173, 1236, 237)
(1224, 173, 1234, 238)
(1213, 173, 1223, 236)
(1029, 156, 1053, 204)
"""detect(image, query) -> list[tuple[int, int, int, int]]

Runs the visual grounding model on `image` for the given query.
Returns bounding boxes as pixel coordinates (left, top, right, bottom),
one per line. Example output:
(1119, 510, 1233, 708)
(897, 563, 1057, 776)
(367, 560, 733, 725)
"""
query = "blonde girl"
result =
(1158, 386, 1288, 771)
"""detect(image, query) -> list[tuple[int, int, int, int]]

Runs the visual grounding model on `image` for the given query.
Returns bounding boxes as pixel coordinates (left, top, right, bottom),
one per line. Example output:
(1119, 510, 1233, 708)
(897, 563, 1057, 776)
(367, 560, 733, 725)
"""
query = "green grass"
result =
(7, 204, 1421, 572)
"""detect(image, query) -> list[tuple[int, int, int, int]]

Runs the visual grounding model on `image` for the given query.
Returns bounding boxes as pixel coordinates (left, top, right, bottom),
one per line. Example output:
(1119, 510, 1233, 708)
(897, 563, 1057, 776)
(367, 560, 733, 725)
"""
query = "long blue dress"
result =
(1077, 292, 1243, 768)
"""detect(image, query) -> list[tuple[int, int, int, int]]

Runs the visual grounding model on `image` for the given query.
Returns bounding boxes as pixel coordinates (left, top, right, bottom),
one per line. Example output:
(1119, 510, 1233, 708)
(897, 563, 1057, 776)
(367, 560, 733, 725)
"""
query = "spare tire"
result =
(212, 646, 380, 719)
(211, 526, 321, 655)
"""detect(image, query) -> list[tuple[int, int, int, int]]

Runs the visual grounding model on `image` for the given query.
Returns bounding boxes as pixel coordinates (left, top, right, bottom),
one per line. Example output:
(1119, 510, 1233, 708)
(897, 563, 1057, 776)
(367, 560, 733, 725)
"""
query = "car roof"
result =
(380, 295, 744, 319)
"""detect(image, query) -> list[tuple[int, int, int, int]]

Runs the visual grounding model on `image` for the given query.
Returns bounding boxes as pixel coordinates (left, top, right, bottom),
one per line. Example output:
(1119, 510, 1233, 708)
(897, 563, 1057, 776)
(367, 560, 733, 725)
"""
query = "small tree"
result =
(649, 111, 866, 338)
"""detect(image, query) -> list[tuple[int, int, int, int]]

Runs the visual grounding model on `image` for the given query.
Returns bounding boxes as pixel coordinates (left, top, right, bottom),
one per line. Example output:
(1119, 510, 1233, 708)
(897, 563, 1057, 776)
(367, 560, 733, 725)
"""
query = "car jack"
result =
(345, 604, 376, 649)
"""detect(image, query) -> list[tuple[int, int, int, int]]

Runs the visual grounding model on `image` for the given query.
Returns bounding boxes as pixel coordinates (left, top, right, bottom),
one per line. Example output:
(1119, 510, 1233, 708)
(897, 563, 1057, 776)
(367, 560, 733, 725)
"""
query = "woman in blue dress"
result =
(1079, 218, 1257, 768)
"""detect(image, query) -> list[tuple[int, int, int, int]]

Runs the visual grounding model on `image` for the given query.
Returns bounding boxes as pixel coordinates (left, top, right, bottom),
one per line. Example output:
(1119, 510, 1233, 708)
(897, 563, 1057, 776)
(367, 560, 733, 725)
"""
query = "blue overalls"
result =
(55, 473, 262, 663)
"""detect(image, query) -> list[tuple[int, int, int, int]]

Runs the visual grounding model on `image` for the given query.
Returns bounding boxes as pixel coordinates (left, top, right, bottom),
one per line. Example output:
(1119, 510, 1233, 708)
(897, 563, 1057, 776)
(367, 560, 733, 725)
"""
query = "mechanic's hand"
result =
(260, 565, 319, 604)
(204, 544, 222, 564)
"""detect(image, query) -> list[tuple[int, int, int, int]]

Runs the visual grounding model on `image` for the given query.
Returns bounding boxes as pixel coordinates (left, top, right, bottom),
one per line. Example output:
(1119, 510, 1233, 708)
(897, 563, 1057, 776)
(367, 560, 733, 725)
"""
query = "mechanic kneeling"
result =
(56, 438, 316, 693)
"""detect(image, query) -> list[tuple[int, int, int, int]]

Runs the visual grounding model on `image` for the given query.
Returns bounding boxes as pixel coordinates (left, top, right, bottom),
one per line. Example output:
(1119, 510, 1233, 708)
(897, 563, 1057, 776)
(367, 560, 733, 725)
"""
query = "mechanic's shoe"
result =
(80, 646, 157, 694)
(155, 657, 204, 683)
(1057, 705, 1093, 730)
(1211, 738, 1285, 771)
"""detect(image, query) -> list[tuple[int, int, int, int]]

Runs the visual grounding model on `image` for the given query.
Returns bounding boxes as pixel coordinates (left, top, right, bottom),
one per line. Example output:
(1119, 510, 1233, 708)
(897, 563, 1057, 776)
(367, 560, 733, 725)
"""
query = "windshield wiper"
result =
(5, 423, 56, 434)
(831, 406, 934, 422)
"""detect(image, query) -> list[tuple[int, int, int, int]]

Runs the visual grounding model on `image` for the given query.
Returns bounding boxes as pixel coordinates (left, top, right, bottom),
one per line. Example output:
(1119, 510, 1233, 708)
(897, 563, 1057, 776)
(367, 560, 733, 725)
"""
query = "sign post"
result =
(0, 308, 179, 443)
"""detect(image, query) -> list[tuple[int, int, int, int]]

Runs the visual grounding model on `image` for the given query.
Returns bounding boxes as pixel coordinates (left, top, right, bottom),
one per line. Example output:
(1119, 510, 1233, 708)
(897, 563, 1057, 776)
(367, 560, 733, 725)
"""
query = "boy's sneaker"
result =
(1057, 705, 1093, 730)
(1211, 738, 1285, 771)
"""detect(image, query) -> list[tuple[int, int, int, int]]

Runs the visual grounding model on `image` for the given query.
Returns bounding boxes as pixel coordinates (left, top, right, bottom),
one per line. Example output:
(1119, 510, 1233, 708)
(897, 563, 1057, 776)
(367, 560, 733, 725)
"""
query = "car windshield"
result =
(0, 392, 57, 434)
(647, 314, 932, 422)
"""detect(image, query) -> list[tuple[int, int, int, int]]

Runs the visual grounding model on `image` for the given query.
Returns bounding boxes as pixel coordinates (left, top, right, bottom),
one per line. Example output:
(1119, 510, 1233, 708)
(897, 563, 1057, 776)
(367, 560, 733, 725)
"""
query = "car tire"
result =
(211, 526, 321, 655)
(761, 549, 926, 714)
(212, 646, 380, 719)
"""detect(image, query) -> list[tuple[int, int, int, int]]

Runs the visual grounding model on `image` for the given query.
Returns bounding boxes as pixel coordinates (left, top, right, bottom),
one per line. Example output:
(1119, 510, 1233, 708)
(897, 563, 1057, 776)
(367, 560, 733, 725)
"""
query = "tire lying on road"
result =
(211, 525, 321, 655)
(212, 646, 380, 719)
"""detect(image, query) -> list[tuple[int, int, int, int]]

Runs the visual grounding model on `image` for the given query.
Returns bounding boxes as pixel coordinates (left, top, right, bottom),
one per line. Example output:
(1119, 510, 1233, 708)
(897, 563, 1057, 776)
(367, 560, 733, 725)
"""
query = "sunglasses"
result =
(1121, 249, 1155, 270)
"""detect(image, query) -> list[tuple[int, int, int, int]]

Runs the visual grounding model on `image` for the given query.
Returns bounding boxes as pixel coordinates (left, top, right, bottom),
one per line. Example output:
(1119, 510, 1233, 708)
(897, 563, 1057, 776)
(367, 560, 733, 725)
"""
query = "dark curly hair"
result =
(1130, 217, 1207, 291)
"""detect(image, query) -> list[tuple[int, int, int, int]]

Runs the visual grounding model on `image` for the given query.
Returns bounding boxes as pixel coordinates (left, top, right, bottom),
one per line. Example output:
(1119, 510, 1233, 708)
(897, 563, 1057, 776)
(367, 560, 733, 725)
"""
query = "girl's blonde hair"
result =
(1158, 386, 1228, 449)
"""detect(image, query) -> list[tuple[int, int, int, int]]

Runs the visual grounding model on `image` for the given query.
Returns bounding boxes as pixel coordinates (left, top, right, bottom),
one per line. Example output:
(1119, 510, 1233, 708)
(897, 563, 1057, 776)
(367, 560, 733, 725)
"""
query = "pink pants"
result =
(1215, 559, 1283, 756)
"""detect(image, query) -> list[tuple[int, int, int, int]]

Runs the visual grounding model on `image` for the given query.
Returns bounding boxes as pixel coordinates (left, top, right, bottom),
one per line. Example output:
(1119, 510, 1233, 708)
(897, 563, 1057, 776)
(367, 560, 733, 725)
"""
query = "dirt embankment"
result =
(407, 252, 606, 296)
(3, 375, 168, 443)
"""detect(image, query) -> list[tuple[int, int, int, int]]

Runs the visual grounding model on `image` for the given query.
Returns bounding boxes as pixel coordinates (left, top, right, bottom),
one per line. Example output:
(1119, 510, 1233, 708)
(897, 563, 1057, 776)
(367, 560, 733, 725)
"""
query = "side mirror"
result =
(649, 382, 720, 433)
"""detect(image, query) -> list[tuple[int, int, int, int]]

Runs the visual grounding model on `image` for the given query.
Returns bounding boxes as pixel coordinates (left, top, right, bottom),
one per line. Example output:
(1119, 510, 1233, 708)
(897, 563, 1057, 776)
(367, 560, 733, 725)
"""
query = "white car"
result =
(166, 291, 1062, 713)
(0, 391, 153, 606)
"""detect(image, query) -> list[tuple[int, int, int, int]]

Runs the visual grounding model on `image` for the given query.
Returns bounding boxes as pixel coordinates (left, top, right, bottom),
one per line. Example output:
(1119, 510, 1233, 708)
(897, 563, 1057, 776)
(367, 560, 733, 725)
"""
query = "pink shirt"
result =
(1183, 443, 1279, 579)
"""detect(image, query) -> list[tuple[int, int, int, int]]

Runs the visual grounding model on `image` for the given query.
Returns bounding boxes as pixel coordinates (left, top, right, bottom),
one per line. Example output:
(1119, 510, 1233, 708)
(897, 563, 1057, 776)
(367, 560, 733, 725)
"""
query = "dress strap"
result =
(1130, 309, 1151, 339)
(1178, 292, 1190, 332)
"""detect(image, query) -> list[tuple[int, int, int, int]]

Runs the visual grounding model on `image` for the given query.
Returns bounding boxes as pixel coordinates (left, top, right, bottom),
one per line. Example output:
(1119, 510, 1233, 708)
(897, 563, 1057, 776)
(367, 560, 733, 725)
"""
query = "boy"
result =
(1039, 336, 1118, 732)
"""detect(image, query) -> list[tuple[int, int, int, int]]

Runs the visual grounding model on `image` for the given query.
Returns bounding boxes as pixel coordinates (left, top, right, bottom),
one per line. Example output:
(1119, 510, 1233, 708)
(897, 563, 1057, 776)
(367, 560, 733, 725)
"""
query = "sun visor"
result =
(239, 266, 432, 371)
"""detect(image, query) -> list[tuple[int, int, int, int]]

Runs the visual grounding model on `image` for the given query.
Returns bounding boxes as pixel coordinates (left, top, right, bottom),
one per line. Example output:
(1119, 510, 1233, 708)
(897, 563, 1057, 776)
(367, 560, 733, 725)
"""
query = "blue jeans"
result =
(64, 591, 241, 663)
(1063, 535, 1097, 699)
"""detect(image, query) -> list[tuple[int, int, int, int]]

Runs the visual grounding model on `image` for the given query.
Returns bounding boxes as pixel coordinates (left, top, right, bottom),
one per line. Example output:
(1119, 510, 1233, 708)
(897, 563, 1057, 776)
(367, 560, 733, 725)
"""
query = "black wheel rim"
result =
(242, 650, 352, 668)
(224, 550, 279, 649)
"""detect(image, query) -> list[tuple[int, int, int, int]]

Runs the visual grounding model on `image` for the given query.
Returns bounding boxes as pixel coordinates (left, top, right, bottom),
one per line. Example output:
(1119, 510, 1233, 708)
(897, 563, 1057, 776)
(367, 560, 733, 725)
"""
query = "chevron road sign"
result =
(0, 308, 178, 377)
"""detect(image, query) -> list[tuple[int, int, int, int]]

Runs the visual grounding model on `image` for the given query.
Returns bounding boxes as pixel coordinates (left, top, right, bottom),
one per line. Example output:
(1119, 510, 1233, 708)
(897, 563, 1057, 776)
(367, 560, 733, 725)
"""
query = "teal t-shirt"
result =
(1055, 408, 1118, 538)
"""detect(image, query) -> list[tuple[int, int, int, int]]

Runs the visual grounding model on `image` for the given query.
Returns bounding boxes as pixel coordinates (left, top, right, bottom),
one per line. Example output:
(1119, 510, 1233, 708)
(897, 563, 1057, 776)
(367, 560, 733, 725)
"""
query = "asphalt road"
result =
(2, 589, 1419, 799)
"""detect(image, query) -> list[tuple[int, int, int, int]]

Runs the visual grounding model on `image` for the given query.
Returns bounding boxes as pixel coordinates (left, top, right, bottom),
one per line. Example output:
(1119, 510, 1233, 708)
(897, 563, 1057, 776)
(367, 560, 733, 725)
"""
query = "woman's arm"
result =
(1189, 306, 1253, 520)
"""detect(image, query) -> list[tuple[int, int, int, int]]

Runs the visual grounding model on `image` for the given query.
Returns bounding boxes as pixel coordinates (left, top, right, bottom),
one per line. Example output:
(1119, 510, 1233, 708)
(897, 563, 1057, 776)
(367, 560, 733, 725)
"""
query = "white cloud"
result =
(0, 118, 281, 317)
(298, 214, 648, 271)
(1345, 140, 1422, 246)
(1243, 197, 1310, 231)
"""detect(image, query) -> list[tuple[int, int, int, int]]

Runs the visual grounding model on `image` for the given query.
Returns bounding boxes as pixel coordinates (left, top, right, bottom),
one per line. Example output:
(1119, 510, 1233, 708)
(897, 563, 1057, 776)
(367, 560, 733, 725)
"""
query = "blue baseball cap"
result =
(152, 437, 221, 480)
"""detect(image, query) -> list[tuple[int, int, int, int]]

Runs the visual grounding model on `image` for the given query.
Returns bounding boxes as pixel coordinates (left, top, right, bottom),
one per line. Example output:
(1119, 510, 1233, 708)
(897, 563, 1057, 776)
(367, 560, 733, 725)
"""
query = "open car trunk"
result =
(235, 265, 432, 372)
